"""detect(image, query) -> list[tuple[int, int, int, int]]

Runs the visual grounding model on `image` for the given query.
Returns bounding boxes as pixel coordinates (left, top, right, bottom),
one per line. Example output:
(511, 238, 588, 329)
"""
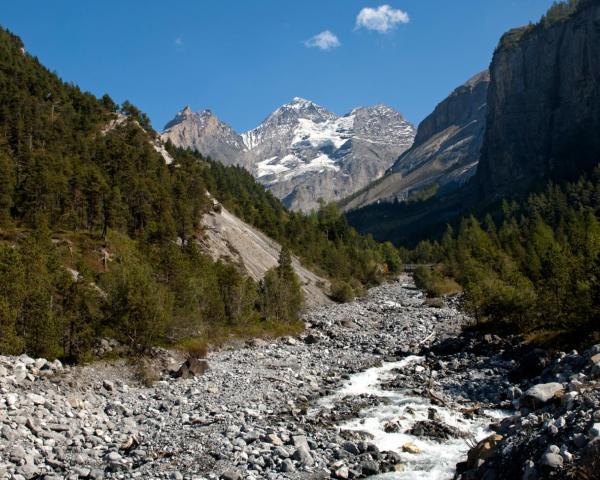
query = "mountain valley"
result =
(1, 1, 600, 480)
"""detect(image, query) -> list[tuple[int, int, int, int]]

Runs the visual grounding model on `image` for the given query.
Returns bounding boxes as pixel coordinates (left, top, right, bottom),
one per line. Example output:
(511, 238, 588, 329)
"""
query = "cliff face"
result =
(477, 1, 600, 200)
(404, 70, 489, 169)
(341, 71, 488, 212)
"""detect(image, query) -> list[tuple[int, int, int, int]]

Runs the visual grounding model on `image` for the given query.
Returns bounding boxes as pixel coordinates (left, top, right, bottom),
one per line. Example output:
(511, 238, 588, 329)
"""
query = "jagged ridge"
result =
(161, 98, 416, 212)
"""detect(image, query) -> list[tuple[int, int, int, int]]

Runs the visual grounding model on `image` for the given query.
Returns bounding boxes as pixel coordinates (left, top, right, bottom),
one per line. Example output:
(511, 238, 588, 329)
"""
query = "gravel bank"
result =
(1, 276, 598, 479)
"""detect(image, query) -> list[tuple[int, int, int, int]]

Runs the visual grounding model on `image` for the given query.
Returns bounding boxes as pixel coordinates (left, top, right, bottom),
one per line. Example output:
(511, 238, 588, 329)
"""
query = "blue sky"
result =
(2, 1, 556, 132)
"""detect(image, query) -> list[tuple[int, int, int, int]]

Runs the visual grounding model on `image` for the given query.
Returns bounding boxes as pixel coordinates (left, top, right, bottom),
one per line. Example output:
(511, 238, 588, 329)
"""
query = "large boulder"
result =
(409, 420, 467, 440)
(521, 383, 564, 409)
(292, 445, 314, 466)
(174, 358, 209, 379)
(540, 452, 563, 469)
(589, 353, 600, 365)
(221, 469, 243, 480)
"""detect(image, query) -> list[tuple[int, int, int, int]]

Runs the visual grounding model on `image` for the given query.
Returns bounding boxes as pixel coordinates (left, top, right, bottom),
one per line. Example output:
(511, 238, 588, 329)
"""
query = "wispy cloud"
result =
(305, 30, 341, 51)
(356, 5, 410, 33)
(174, 35, 184, 47)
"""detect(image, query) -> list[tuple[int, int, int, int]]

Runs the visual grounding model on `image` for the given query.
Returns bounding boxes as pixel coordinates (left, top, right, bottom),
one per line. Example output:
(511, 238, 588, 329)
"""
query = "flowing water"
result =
(319, 356, 505, 479)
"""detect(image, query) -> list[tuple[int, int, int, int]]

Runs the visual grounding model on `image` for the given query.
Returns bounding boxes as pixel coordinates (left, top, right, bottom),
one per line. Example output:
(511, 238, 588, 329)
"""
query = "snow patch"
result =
(257, 156, 291, 178)
(292, 116, 354, 151)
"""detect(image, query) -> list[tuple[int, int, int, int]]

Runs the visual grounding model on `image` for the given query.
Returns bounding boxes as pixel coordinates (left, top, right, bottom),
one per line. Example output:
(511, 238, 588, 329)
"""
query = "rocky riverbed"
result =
(1, 276, 599, 479)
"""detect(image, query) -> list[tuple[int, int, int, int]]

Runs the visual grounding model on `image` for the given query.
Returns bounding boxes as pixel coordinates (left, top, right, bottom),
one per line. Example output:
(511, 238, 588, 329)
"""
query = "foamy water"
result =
(318, 357, 505, 479)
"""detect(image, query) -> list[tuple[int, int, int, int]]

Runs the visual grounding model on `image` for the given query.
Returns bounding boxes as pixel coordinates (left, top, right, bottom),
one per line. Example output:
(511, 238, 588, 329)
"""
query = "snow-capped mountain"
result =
(161, 98, 415, 211)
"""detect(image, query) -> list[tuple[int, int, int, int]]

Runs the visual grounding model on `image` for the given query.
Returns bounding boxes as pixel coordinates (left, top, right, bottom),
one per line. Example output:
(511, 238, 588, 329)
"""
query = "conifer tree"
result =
(0, 152, 15, 226)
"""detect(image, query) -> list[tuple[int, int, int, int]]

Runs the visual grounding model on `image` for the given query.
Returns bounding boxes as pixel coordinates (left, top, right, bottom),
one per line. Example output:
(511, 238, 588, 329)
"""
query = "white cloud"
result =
(356, 5, 410, 33)
(305, 30, 341, 51)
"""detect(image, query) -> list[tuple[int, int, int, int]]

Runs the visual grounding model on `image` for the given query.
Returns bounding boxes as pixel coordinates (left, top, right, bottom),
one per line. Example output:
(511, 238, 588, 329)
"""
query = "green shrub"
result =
(330, 280, 355, 303)
(413, 266, 461, 298)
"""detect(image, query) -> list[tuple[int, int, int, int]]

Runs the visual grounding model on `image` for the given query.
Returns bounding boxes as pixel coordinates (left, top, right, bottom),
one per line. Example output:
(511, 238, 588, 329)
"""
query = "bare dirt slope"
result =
(200, 205, 331, 307)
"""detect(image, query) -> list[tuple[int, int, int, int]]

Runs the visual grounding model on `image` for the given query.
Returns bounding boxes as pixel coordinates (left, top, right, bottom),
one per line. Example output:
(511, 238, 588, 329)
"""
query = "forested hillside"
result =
(410, 166, 600, 347)
(0, 27, 398, 361)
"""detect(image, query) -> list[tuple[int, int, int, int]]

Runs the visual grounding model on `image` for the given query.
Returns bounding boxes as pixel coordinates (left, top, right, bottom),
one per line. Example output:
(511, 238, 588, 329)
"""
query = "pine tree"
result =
(0, 151, 15, 226)
(261, 247, 304, 323)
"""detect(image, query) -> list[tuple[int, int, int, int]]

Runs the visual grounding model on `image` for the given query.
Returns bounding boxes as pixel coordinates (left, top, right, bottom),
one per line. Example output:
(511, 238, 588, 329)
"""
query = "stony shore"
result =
(1, 276, 599, 480)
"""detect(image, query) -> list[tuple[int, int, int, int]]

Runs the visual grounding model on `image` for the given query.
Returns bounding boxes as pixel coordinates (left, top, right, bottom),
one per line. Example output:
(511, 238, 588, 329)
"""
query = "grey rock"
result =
(540, 453, 563, 469)
(5, 392, 18, 406)
(264, 433, 284, 446)
(274, 446, 290, 458)
(522, 383, 564, 408)
(292, 435, 310, 451)
(292, 445, 314, 466)
(341, 441, 360, 456)
(304, 333, 320, 345)
(175, 358, 209, 379)
(507, 386, 523, 400)
(221, 469, 243, 480)
(591, 362, 600, 379)
(88, 469, 105, 480)
(27, 393, 45, 405)
(280, 459, 295, 473)
(103, 380, 115, 391)
(334, 466, 350, 479)
(361, 460, 380, 475)
(106, 451, 122, 462)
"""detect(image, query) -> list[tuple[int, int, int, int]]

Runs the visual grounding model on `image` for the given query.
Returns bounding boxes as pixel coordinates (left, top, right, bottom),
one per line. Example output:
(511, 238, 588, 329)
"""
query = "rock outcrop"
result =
(161, 107, 249, 168)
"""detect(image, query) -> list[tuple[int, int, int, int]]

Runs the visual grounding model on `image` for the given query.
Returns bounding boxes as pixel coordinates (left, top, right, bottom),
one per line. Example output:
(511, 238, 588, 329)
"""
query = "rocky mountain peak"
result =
(161, 107, 248, 166)
(266, 97, 336, 125)
(290, 96, 314, 106)
(363, 103, 399, 115)
(162, 98, 416, 211)
(341, 70, 489, 213)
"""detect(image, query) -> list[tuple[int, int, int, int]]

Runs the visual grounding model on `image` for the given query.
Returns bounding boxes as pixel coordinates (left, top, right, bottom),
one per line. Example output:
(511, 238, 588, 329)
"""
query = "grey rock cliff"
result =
(477, 1, 600, 200)
(342, 71, 489, 211)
